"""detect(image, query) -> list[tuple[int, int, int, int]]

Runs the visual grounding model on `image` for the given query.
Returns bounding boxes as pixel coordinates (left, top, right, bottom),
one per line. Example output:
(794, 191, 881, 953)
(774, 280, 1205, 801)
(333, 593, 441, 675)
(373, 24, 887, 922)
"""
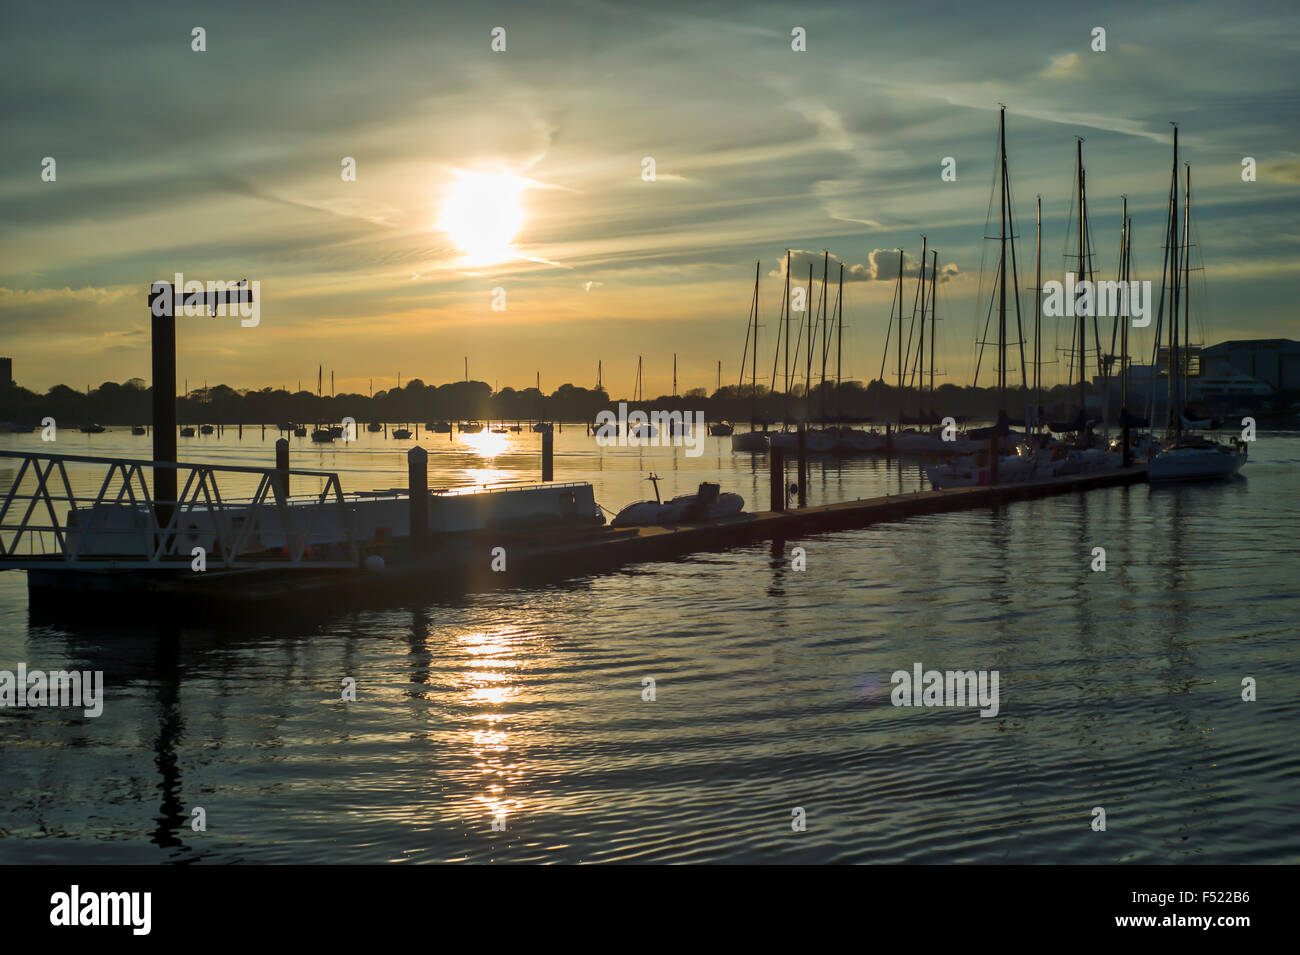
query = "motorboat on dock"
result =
(611, 480, 745, 527)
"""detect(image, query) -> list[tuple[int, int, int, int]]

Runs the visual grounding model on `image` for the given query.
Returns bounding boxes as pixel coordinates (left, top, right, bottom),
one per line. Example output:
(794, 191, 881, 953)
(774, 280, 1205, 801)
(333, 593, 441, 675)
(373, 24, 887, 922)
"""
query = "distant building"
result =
(1201, 339, 1300, 395)
(0, 357, 10, 388)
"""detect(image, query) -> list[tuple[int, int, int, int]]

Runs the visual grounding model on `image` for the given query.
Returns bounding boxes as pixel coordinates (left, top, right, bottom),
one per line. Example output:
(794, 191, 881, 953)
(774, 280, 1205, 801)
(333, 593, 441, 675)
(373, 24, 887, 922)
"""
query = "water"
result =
(1, 427, 1296, 863)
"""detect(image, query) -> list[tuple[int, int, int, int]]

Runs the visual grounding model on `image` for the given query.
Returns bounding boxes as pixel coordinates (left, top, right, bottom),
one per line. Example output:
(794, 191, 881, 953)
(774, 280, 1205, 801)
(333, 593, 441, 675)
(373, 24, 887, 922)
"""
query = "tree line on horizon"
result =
(0, 376, 1095, 427)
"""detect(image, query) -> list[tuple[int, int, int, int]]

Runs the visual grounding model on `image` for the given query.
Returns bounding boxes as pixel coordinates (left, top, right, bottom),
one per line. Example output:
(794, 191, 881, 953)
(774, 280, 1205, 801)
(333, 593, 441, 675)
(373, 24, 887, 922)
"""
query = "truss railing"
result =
(0, 450, 360, 570)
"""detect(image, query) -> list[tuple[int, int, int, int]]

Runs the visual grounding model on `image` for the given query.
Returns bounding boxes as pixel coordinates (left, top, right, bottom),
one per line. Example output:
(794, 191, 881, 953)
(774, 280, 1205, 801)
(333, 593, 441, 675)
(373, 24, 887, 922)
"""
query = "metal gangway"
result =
(0, 450, 361, 570)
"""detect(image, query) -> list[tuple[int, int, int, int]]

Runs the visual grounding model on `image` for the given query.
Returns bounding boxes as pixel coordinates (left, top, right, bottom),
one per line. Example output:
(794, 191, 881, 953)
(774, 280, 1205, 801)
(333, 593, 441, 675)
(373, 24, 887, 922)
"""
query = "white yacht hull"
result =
(1148, 444, 1246, 483)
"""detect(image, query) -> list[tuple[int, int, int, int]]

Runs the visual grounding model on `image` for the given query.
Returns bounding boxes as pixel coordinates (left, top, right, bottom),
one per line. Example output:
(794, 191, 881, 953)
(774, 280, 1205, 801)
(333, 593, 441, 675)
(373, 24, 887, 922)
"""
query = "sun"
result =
(439, 171, 526, 265)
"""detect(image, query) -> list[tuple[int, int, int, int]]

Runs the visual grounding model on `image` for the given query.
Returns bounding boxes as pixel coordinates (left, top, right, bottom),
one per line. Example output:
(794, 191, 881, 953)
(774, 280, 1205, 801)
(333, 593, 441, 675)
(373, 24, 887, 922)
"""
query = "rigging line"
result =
(878, 268, 895, 384)
(1005, 171, 1028, 399)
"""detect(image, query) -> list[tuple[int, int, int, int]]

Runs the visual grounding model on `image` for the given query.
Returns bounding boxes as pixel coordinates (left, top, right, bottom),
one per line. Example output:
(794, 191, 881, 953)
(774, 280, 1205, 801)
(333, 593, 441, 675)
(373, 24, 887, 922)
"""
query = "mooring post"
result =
(796, 424, 808, 507)
(542, 427, 554, 482)
(261, 423, 265, 439)
(988, 433, 999, 485)
(770, 445, 785, 512)
(150, 293, 178, 526)
(408, 446, 428, 553)
(275, 437, 290, 498)
(1121, 418, 1131, 468)
(885, 422, 893, 459)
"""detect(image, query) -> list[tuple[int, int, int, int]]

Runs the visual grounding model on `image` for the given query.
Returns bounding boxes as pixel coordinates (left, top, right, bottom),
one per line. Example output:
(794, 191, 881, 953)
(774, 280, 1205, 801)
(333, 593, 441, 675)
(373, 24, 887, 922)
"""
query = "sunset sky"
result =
(3, 0, 1298, 397)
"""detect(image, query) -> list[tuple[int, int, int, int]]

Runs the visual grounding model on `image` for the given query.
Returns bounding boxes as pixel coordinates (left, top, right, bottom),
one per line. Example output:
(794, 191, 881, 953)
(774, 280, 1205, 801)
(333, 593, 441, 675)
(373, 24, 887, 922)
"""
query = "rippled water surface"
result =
(1, 427, 1296, 863)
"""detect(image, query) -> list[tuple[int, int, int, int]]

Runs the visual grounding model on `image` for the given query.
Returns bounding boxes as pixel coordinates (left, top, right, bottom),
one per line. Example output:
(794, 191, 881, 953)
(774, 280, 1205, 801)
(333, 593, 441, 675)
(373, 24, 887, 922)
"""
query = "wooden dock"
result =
(24, 466, 1147, 616)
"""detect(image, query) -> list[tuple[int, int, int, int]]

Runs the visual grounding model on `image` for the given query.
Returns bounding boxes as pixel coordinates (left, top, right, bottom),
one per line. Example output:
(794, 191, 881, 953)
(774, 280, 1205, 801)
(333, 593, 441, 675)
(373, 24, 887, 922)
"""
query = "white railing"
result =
(0, 450, 360, 570)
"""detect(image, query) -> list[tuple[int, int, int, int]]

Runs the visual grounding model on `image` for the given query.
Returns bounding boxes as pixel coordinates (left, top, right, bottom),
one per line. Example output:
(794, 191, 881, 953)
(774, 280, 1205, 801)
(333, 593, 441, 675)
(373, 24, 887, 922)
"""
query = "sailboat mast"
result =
(918, 235, 928, 401)
(1076, 138, 1087, 418)
(1180, 163, 1192, 427)
(836, 262, 844, 395)
(783, 251, 792, 399)
(896, 249, 904, 415)
(1120, 197, 1129, 417)
(815, 251, 828, 403)
(673, 353, 677, 397)
(751, 260, 760, 424)
(929, 248, 938, 399)
(1170, 126, 1181, 441)
(1034, 195, 1042, 434)
(998, 108, 1008, 413)
(805, 264, 813, 414)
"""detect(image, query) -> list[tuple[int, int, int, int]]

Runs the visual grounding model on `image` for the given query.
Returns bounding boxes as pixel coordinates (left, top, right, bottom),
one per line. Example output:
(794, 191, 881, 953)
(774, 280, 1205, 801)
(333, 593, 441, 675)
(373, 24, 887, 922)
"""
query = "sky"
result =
(2, 0, 1298, 398)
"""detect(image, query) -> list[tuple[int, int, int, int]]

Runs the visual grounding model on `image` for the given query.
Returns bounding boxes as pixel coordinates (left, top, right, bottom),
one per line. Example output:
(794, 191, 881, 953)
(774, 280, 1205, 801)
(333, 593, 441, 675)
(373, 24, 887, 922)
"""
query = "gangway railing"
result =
(0, 450, 360, 570)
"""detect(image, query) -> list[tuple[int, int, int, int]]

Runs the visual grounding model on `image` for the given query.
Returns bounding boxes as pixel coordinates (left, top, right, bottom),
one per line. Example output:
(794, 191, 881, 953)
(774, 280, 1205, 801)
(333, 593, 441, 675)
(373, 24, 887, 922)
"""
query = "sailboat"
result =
(929, 107, 1036, 487)
(894, 237, 957, 455)
(1147, 129, 1247, 483)
(732, 261, 769, 452)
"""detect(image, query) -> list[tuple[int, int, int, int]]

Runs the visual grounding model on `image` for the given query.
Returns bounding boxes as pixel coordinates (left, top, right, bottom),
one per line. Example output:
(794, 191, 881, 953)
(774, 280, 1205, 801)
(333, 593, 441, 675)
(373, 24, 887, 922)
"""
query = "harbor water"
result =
(0, 426, 1296, 863)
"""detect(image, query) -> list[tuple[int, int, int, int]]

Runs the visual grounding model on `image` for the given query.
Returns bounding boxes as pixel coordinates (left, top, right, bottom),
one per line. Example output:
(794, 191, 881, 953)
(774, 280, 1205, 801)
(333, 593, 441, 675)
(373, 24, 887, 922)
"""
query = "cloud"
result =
(769, 249, 958, 283)
(583, 281, 603, 291)
(1041, 52, 1082, 79)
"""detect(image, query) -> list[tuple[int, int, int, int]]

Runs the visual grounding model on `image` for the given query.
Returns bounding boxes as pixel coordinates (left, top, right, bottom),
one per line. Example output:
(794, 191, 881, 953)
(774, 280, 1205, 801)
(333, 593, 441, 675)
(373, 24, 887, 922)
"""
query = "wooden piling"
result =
(408, 446, 428, 553)
(275, 438, 290, 498)
(885, 422, 893, 460)
(988, 434, 999, 485)
(150, 294, 177, 523)
(542, 428, 554, 482)
(770, 446, 785, 512)
(796, 424, 807, 507)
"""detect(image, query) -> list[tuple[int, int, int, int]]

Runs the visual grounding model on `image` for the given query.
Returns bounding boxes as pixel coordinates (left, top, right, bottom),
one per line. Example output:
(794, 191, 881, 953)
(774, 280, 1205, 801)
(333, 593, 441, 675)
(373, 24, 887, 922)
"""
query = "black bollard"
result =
(770, 445, 785, 512)
(151, 301, 177, 524)
(275, 437, 290, 499)
(796, 424, 807, 507)
(408, 446, 428, 554)
(542, 428, 554, 482)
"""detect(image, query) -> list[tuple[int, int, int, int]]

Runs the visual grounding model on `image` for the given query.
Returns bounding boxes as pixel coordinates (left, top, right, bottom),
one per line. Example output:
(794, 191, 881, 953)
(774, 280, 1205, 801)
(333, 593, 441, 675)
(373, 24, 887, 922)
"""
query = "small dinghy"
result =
(611, 478, 745, 527)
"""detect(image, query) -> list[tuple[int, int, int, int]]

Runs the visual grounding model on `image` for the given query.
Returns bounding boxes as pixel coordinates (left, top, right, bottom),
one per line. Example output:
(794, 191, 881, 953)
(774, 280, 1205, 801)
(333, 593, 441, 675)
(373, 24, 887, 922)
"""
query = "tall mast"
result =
(1075, 137, 1087, 418)
(1119, 197, 1129, 418)
(1180, 163, 1192, 428)
(896, 248, 904, 419)
(998, 107, 1008, 413)
(1034, 195, 1042, 434)
(751, 260, 760, 425)
(836, 262, 844, 401)
(1169, 126, 1181, 441)
(917, 234, 928, 401)
(814, 251, 828, 402)
(784, 250, 792, 401)
(805, 264, 813, 413)
(673, 353, 677, 397)
(928, 248, 938, 400)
